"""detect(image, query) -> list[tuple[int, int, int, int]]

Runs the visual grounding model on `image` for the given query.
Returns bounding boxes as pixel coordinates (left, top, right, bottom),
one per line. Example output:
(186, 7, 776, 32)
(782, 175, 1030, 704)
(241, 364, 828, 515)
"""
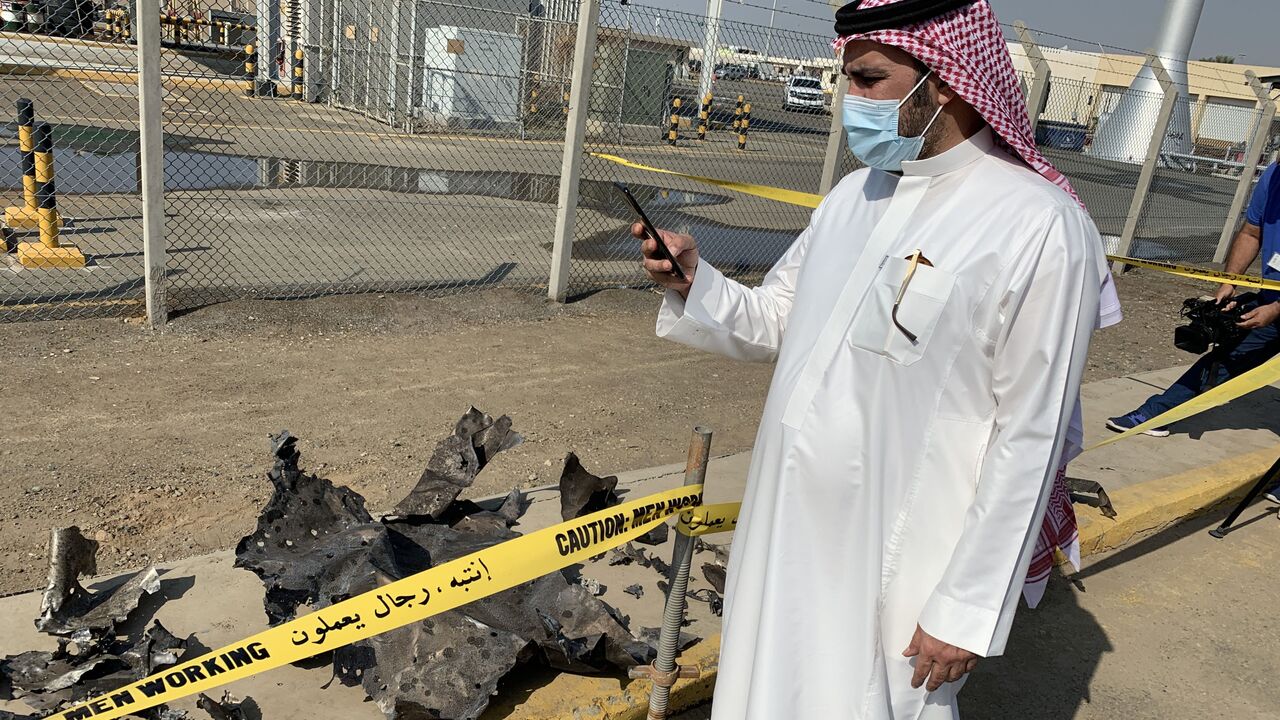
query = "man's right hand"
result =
(1214, 283, 1236, 306)
(634, 223, 698, 298)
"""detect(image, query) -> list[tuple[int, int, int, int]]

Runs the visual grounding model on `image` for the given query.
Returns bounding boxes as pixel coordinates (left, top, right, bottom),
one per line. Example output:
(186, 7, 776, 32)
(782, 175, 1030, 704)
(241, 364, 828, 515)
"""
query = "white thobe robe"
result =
(656, 128, 1104, 720)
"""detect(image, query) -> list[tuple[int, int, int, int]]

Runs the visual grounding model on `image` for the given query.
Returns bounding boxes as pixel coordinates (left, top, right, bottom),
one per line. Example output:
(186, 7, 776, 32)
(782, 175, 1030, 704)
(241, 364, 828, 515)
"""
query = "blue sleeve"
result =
(1246, 163, 1275, 226)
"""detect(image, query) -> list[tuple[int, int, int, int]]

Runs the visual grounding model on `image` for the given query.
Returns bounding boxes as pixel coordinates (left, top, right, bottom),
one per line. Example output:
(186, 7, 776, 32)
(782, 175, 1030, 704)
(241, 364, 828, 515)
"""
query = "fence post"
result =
(1014, 21, 1051, 130)
(1112, 52, 1178, 273)
(819, 73, 849, 196)
(138, 3, 167, 327)
(1214, 70, 1276, 264)
(547, 0, 601, 303)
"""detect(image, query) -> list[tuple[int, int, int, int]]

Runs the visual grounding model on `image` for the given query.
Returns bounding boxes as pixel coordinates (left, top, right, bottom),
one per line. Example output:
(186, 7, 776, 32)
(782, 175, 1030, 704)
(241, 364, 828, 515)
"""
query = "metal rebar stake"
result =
(629, 426, 713, 719)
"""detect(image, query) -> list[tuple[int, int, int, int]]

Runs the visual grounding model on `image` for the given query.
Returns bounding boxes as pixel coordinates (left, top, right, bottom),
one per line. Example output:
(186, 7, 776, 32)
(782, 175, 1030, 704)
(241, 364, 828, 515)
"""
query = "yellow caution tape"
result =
(1088, 354, 1280, 449)
(591, 153, 1280, 291)
(675, 501, 742, 537)
(49, 484, 705, 720)
(590, 152, 824, 210)
(1108, 255, 1280, 292)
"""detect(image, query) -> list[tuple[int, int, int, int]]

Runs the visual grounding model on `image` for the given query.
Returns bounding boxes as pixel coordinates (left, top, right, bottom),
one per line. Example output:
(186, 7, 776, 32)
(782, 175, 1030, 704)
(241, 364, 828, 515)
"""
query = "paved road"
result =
(675, 499, 1280, 719)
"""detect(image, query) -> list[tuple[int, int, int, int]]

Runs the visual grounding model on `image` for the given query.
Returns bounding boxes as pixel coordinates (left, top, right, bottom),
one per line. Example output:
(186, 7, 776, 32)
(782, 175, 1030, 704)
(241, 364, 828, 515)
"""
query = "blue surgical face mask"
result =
(842, 71, 944, 172)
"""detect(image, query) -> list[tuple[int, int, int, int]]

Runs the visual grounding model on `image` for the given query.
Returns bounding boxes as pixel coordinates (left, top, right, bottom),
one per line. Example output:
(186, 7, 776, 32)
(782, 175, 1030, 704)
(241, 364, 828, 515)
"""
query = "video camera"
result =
(1173, 292, 1259, 355)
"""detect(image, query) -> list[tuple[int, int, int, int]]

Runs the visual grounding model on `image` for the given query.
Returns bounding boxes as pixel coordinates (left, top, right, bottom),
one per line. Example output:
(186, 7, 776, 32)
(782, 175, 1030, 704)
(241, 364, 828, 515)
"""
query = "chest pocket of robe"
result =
(847, 255, 955, 366)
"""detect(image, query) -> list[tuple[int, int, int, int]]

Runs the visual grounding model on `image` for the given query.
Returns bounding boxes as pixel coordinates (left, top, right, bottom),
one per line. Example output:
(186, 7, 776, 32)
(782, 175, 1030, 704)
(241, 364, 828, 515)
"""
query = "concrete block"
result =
(17, 241, 86, 269)
(3, 206, 41, 230)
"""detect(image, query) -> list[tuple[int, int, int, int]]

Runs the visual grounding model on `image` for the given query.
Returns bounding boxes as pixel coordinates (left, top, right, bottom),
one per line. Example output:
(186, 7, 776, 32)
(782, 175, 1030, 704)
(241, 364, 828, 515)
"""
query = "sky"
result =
(622, 0, 1277, 67)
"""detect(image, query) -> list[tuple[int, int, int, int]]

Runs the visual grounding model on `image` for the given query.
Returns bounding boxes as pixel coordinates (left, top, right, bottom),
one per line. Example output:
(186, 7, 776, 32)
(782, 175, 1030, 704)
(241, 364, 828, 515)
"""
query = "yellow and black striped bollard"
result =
(33, 123, 60, 248)
(563, 90, 570, 117)
(732, 95, 744, 131)
(244, 44, 257, 96)
(4, 99, 39, 230)
(668, 98, 682, 146)
(529, 89, 539, 117)
(292, 45, 305, 100)
(738, 102, 751, 151)
(17, 122, 85, 268)
(698, 93, 711, 141)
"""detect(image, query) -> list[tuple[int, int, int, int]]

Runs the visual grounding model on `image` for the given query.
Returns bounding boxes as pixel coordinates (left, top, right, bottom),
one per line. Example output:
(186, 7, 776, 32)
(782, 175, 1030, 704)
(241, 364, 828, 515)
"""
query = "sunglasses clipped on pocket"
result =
(891, 249, 934, 344)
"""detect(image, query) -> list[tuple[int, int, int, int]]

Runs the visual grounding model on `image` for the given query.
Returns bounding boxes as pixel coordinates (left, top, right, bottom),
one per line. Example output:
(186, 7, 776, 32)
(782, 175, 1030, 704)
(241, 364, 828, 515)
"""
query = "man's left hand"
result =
(903, 625, 978, 692)
(1237, 301, 1280, 330)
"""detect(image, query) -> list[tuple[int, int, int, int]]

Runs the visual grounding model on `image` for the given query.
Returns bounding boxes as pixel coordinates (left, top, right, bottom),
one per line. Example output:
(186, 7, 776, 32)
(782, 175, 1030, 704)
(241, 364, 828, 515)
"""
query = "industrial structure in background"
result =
(1092, 0, 1203, 164)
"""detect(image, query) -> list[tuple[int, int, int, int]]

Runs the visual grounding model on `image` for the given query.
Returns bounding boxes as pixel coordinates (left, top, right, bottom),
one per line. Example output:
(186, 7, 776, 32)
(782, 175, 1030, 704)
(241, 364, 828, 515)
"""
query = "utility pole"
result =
(698, 0, 723, 106)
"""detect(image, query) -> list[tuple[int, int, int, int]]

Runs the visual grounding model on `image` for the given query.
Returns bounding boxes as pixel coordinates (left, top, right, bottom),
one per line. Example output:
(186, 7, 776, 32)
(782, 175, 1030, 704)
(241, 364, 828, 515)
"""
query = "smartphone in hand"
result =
(613, 181, 687, 282)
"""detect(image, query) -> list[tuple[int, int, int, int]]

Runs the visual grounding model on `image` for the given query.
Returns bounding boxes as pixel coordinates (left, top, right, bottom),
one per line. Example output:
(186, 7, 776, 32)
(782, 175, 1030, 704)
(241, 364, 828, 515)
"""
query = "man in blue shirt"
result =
(1107, 160, 1280, 491)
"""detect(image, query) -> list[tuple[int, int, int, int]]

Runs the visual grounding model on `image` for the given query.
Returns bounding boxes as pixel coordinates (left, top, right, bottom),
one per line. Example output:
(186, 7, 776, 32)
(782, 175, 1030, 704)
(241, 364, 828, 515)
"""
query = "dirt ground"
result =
(0, 268, 1208, 595)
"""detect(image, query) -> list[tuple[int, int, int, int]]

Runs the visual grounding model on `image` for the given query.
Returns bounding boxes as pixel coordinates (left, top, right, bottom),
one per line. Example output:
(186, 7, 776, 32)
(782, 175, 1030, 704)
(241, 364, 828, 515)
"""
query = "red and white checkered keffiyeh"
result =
(833, 0, 1082, 205)
(1022, 463, 1081, 609)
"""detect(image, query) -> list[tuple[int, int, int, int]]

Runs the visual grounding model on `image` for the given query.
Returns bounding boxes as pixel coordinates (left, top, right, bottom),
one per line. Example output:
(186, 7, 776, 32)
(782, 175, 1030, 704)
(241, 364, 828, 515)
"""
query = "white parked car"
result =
(783, 76, 827, 113)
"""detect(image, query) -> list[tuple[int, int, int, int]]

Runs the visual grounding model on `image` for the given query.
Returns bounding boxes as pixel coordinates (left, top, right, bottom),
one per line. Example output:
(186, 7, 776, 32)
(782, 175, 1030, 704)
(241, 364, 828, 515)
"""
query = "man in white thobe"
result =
(633, 1, 1109, 718)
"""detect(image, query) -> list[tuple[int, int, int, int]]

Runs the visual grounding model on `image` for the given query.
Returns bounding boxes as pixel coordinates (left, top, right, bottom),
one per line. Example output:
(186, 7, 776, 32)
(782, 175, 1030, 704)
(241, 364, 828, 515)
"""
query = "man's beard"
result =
(901, 84, 942, 159)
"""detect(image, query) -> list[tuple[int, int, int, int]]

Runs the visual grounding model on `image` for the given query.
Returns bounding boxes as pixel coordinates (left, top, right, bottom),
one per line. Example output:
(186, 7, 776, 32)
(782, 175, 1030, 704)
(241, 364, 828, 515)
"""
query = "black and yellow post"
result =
(529, 88, 539, 117)
(218, 21, 229, 46)
(732, 95, 744, 131)
(738, 102, 751, 151)
(668, 98, 681, 146)
(292, 44, 305, 100)
(4, 98, 40, 231)
(562, 90, 570, 117)
(697, 93, 711, 141)
(244, 44, 257, 96)
(18, 123, 85, 269)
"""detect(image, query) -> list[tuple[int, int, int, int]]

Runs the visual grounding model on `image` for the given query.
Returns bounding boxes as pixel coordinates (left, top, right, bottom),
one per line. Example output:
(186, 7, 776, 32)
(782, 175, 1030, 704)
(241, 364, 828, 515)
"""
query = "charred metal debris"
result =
(1, 407, 716, 720)
(232, 408, 675, 720)
(0, 525, 208, 719)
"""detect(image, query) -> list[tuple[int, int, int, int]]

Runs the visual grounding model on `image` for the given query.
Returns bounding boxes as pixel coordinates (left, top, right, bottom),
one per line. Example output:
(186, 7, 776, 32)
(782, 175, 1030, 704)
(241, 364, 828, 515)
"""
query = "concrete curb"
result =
(1074, 444, 1279, 555)
(515, 443, 1280, 719)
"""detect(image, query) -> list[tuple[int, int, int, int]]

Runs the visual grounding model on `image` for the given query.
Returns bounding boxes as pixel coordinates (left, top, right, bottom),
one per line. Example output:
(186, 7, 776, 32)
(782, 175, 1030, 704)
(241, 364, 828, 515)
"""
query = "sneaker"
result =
(1264, 484, 1280, 505)
(1105, 411, 1170, 437)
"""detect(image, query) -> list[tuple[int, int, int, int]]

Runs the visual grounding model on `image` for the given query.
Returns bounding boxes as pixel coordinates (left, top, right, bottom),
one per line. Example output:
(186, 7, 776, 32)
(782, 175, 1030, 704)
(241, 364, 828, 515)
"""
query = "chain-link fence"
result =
(569, 2, 839, 293)
(0, 1, 1276, 322)
(0, 7, 147, 319)
(157, 0, 581, 312)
